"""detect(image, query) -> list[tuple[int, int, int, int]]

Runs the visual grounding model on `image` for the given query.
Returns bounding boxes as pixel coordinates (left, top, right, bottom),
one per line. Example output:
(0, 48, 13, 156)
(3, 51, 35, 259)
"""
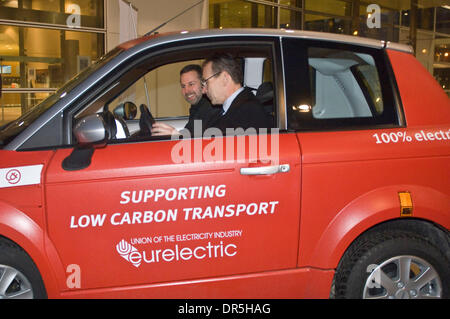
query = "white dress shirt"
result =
(222, 87, 244, 115)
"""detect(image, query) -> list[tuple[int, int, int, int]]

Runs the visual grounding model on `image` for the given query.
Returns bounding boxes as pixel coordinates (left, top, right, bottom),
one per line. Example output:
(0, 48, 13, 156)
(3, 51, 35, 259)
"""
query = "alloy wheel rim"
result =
(0, 264, 34, 299)
(363, 255, 442, 299)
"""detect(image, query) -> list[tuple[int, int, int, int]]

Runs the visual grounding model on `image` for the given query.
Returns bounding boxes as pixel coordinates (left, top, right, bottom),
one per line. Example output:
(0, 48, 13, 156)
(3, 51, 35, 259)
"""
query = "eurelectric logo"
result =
(116, 239, 141, 267)
(116, 239, 237, 268)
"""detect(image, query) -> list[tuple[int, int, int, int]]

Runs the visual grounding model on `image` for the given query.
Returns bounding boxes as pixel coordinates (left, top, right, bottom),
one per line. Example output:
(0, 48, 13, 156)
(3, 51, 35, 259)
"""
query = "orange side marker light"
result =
(398, 192, 413, 216)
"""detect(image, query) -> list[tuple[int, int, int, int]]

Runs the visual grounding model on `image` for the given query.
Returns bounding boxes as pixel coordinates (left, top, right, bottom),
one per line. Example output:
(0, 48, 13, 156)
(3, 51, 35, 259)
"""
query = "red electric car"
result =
(0, 29, 448, 299)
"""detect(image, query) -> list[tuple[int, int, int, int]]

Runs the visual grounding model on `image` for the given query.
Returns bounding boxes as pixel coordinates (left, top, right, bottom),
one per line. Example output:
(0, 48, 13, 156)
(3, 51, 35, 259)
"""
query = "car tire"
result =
(334, 220, 450, 299)
(0, 237, 47, 299)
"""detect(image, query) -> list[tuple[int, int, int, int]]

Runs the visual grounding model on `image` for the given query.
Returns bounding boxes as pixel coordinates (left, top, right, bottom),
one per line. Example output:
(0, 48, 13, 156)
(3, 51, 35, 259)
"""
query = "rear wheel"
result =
(334, 220, 450, 299)
(0, 237, 47, 299)
(362, 255, 442, 299)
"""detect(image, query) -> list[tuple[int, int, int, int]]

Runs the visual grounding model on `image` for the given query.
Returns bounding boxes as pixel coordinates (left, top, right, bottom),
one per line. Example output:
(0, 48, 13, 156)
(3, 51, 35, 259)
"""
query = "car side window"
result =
(283, 38, 402, 131)
(74, 60, 199, 134)
(109, 60, 206, 120)
(106, 60, 200, 135)
(308, 48, 382, 119)
(71, 43, 277, 144)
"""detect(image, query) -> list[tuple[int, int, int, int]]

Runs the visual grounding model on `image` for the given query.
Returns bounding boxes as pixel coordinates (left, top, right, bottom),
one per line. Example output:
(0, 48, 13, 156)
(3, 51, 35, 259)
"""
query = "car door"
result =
(45, 133, 300, 291)
(282, 38, 406, 268)
(43, 37, 303, 293)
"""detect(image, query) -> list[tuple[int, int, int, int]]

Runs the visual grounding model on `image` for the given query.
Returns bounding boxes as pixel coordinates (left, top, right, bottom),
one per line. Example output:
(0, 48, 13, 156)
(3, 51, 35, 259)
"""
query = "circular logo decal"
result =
(5, 169, 21, 185)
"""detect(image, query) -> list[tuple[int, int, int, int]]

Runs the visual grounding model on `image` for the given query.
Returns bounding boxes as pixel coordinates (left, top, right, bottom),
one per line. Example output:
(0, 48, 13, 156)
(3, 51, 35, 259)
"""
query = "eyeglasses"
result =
(201, 71, 221, 86)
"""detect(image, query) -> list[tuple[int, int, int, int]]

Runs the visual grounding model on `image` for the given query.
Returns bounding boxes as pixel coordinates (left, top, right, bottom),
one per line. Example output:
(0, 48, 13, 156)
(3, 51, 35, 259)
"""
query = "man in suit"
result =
(201, 53, 272, 132)
(151, 64, 220, 136)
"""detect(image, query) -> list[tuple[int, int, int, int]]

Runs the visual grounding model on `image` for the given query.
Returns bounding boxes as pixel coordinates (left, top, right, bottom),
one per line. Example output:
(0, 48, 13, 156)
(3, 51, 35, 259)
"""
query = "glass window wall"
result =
(305, 0, 351, 17)
(280, 8, 301, 29)
(0, 25, 104, 112)
(0, 0, 104, 29)
(434, 35, 450, 96)
(0, 0, 105, 123)
(304, 14, 352, 34)
(0, 92, 51, 126)
(209, 0, 277, 28)
(436, 6, 450, 34)
(209, 0, 449, 97)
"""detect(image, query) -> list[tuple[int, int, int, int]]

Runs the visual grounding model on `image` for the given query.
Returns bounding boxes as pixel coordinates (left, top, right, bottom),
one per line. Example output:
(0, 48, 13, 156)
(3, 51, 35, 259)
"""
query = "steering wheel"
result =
(100, 109, 117, 141)
(138, 104, 155, 137)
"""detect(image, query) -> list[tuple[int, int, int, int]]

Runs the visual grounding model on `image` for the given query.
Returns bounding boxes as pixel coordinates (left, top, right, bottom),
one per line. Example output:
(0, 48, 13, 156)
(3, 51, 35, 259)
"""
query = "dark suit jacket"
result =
(184, 96, 221, 135)
(205, 87, 273, 133)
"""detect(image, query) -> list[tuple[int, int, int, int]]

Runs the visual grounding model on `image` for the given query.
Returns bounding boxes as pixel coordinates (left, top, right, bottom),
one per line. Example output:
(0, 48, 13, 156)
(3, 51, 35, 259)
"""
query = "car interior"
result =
(308, 47, 384, 120)
(73, 51, 276, 143)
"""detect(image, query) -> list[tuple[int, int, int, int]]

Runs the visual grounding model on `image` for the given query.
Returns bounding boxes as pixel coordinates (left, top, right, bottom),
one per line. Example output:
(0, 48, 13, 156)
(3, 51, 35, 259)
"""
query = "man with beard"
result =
(151, 64, 219, 136)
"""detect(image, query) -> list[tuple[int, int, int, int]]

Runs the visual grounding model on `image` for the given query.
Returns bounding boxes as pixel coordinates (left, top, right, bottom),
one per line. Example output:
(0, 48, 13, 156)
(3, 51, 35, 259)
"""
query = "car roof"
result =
(118, 28, 413, 54)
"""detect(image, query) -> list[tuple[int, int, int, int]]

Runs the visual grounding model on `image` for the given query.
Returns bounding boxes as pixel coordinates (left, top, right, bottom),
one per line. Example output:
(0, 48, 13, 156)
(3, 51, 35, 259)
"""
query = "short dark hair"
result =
(202, 53, 243, 85)
(180, 64, 202, 78)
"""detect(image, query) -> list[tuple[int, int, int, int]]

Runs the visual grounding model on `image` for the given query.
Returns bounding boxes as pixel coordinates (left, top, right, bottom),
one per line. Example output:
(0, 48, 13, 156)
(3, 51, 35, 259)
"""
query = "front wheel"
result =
(0, 237, 47, 299)
(334, 221, 450, 299)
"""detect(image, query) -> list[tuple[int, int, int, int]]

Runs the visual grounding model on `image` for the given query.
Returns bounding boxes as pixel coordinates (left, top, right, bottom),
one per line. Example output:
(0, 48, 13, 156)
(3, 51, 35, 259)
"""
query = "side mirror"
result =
(62, 114, 107, 171)
(114, 102, 137, 120)
(73, 113, 108, 146)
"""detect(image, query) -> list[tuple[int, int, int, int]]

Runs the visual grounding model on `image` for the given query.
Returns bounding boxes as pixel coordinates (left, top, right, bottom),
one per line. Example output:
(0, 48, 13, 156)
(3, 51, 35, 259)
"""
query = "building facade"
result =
(0, 0, 105, 124)
(0, 0, 449, 125)
(207, 0, 449, 94)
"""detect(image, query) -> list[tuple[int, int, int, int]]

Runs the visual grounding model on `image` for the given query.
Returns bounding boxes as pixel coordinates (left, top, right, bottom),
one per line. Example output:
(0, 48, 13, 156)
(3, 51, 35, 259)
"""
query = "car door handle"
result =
(240, 164, 290, 175)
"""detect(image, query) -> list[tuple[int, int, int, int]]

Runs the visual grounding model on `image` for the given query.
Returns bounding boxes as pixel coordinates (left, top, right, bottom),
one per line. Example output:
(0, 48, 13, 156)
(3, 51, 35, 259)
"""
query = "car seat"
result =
(256, 81, 274, 125)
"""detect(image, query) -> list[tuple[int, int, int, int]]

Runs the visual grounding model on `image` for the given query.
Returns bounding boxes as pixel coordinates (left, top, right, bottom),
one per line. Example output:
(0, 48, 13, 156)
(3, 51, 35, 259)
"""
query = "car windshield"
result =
(0, 47, 123, 148)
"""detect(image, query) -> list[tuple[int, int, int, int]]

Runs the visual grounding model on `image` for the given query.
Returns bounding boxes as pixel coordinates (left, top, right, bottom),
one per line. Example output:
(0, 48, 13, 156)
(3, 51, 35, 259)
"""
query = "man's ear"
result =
(221, 71, 230, 85)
